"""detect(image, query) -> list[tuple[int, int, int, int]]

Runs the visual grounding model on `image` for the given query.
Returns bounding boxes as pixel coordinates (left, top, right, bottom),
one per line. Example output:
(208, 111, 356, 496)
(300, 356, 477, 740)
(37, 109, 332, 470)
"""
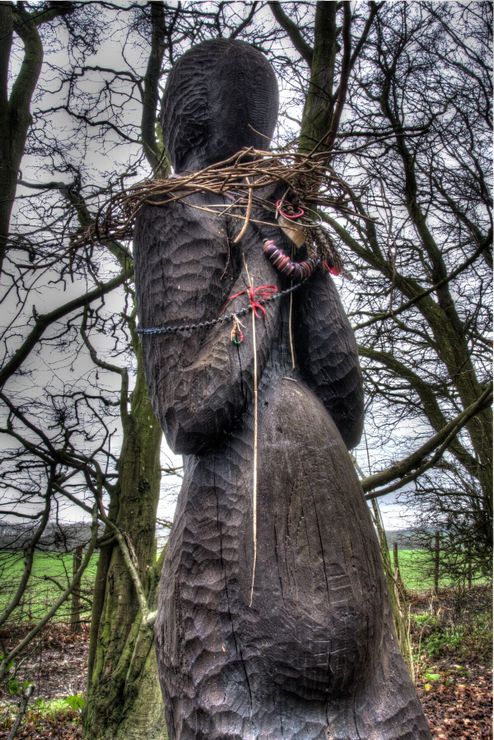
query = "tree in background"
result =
(1, 4, 165, 737)
(342, 2, 492, 559)
(0, 2, 491, 738)
(274, 0, 492, 559)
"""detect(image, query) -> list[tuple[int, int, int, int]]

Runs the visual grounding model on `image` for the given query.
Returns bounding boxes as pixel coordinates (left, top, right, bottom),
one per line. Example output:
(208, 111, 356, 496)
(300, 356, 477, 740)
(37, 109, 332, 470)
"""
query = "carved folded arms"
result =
(134, 196, 282, 454)
(135, 37, 363, 455)
(135, 194, 364, 454)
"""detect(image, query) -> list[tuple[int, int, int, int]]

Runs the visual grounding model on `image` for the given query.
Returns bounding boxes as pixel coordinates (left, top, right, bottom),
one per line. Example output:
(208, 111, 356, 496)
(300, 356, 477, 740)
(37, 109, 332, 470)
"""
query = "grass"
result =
(32, 694, 86, 716)
(0, 548, 489, 623)
(389, 549, 489, 591)
(391, 549, 440, 591)
(0, 694, 85, 737)
(0, 551, 98, 624)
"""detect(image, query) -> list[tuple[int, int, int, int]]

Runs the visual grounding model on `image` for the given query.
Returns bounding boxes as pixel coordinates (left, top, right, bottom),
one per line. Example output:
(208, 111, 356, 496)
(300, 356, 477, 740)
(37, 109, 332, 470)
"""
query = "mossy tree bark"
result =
(83, 6, 169, 736)
(371, 500, 413, 676)
(298, 1, 337, 155)
(84, 344, 165, 740)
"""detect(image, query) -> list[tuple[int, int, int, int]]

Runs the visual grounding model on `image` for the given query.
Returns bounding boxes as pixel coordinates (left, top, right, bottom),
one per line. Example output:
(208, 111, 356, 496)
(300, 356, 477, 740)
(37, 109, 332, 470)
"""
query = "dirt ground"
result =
(0, 589, 492, 739)
(0, 623, 89, 703)
(416, 661, 492, 739)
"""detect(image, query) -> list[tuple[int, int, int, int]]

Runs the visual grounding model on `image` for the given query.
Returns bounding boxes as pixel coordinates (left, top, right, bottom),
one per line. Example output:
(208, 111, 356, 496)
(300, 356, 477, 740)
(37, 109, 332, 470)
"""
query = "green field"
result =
(0, 551, 98, 624)
(391, 549, 443, 591)
(390, 549, 489, 591)
(0, 548, 489, 625)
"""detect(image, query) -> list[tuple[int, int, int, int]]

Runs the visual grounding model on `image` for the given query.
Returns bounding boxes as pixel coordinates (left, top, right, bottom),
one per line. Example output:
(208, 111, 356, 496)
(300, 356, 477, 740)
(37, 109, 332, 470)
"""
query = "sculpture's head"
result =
(161, 39, 279, 173)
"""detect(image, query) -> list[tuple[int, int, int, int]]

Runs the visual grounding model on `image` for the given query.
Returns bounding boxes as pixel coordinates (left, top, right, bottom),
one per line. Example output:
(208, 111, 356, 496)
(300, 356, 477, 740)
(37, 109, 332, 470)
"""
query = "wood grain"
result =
(134, 38, 430, 740)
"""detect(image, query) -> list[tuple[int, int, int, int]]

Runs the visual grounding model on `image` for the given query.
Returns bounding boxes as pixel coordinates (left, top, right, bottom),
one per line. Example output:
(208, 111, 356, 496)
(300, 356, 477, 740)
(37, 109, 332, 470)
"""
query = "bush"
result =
(411, 587, 492, 665)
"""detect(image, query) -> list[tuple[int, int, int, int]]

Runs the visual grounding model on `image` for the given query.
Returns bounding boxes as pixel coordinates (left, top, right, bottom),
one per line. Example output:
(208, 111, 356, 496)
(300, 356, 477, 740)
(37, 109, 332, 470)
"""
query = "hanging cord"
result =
(137, 278, 308, 336)
(233, 177, 254, 244)
(228, 269, 311, 604)
(249, 286, 259, 608)
(232, 257, 260, 608)
(288, 286, 296, 370)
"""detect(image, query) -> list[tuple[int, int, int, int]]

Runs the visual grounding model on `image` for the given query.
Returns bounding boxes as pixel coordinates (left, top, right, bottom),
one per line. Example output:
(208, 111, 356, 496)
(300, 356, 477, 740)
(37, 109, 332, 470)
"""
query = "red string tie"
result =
(323, 259, 341, 277)
(228, 284, 278, 319)
(275, 199, 305, 221)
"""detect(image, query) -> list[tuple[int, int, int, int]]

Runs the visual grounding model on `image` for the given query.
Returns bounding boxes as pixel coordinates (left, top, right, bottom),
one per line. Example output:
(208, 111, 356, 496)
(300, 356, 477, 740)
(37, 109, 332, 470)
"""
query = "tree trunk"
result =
(371, 500, 413, 676)
(0, 5, 42, 276)
(112, 647, 167, 740)
(70, 545, 83, 634)
(467, 557, 472, 590)
(84, 348, 165, 739)
(298, 1, 336, 155)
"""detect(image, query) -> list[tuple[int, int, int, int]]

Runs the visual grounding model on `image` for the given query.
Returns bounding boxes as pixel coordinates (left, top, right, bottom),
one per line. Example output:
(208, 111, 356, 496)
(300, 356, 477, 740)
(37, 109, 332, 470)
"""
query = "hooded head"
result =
(161, 39, 279, 173)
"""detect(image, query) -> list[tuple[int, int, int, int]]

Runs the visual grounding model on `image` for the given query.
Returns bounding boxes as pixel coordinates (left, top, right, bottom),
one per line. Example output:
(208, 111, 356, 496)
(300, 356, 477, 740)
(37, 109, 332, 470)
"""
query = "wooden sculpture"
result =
(134, 38, 430, 740)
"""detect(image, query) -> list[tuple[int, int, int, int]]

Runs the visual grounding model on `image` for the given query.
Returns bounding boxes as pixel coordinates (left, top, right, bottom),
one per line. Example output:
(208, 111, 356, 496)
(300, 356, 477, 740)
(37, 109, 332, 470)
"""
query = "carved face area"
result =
(161, 39, 279, 173)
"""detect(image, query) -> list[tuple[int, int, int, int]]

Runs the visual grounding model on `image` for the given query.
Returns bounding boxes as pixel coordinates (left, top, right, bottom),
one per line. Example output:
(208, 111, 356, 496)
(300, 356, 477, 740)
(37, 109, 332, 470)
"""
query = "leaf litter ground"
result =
(0, 588, 491, 738)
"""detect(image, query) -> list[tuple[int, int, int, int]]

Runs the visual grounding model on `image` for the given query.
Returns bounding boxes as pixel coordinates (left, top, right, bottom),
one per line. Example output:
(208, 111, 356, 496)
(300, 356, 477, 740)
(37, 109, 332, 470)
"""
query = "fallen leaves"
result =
(415, 649, 492, 737)
(0, 589, 492, 739)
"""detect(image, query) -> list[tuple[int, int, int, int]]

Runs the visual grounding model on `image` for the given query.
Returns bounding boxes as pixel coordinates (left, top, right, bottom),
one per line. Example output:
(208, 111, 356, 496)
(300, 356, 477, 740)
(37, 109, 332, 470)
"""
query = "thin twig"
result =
(233, 177, 254, 243)
(7, 685, 34, 740)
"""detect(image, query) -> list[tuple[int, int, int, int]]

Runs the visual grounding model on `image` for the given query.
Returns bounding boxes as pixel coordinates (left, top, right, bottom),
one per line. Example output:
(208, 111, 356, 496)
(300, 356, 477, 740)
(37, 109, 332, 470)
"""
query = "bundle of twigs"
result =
(72, 146, 363, 249)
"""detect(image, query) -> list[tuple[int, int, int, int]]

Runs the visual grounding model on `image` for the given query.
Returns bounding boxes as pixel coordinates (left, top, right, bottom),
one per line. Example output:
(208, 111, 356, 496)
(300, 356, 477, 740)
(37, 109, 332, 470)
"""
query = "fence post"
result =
(433, 531, 440, 596)
(393, 542, 407, 595)
(467, 556, 473, 589)
(393, 542, 400, 577)
(70, 545, 83, 633)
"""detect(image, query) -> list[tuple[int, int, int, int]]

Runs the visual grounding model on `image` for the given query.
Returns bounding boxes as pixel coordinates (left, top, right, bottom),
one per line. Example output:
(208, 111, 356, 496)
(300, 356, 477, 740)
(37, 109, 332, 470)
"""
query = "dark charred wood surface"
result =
(162, 39, 279, 173)
(134, 188, 431, 738)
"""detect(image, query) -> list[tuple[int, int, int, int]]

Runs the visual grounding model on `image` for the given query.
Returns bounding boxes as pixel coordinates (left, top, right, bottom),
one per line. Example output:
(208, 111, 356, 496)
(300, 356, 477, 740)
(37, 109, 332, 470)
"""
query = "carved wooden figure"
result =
(134, 39, 431, 740)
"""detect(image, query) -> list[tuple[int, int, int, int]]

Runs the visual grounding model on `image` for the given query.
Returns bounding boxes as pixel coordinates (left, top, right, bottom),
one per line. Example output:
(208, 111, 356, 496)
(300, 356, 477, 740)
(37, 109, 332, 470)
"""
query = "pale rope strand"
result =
(288, 290, 296, 370)
(242, 257, 259, 608)
(249, 301, 259, 607)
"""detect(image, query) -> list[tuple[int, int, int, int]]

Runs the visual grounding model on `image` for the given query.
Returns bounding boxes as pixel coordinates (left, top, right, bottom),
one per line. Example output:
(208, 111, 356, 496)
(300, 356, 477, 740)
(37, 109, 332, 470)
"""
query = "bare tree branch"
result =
(269, 2, 313, 65)
(363, 384, 493, 497)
